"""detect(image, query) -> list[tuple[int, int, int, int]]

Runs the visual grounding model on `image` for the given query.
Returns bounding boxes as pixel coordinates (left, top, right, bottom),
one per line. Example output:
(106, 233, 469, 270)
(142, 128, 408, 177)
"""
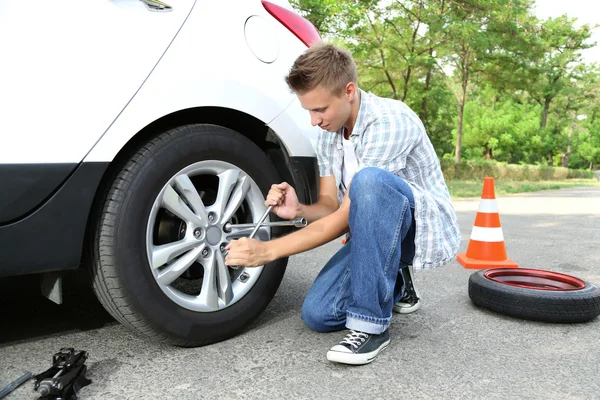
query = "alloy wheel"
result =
(145, 160, 271, 312)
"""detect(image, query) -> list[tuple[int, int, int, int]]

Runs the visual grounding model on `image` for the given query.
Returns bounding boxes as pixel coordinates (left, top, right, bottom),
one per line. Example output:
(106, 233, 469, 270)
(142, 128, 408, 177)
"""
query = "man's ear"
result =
(345, 82, 357, 101)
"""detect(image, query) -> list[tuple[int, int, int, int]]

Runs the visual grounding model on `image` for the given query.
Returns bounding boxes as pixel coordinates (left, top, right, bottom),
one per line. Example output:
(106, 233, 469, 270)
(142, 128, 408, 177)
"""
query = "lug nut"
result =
(193, 228, 202, 238)
(208, 212, 217, 224)
(201, 248, 209, 258)
(220, 243, 226, 254)
(239, 272, 250, 282)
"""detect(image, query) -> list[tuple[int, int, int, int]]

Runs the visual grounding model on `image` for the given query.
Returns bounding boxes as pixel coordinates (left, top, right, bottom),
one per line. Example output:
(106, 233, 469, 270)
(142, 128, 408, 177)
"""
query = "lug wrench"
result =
(249, 204, 273, 239)
(224, 217, 307, 231)
(227, 205, 306, 269)
(227, 205, 272, 270)
(0, 371, 32, 399)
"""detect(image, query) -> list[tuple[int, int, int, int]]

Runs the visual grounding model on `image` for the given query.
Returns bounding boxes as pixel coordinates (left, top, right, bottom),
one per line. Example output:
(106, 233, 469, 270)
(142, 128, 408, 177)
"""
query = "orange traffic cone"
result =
(457, 177, 518, 269)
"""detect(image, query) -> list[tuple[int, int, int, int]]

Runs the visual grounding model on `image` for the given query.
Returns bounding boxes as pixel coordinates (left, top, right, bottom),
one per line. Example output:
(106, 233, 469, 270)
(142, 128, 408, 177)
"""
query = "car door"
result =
(0, 0, 195, 223)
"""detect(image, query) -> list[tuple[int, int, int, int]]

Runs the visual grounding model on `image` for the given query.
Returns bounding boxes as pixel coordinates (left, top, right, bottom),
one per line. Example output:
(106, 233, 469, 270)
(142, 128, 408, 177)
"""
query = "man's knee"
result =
(350, 167, 387, 193)
(350, 167, 408, 195)
(349, 168, 385, 206)
(350, 167, 412, 209)
(301, 309, 324, 332)
(301, 299, 328, 332)
(301, 298, 343, 333)
(350, 167, 408, 206)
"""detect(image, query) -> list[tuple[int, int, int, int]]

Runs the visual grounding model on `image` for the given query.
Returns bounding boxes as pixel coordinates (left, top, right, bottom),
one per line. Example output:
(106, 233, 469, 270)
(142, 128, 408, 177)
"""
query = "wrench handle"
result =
(249, 205, 273, 239)
(229, 205, 272, 270)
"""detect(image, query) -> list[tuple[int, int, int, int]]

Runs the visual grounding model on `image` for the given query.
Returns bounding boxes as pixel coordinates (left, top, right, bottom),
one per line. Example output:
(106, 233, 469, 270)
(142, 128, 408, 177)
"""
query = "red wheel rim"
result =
(483, 268, 586, 291)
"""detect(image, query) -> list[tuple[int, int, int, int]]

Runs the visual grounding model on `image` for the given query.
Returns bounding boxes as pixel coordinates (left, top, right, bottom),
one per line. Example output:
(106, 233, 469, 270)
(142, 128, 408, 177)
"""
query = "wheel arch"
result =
(83, 106, 308, 263)
(92, 105, 301, 197)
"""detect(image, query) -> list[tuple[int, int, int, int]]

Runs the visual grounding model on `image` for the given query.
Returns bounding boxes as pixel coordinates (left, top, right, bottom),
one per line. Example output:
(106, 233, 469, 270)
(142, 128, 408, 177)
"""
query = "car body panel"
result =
(0, 0, 321, 276)
(0, 0, 195, 164)
(268, 96, 320, 156)
(84, 0, 316, 163)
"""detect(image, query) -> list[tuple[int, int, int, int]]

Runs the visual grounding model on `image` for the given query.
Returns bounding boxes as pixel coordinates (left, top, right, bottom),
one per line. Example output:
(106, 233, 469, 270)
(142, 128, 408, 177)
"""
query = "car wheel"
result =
(468, 268, 600, 323)
(89, 124, 288, 346)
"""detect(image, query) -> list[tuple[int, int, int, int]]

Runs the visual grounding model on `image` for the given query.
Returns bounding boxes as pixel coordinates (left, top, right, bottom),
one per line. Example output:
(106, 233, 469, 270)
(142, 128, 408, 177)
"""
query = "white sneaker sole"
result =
(393, 300, 421, 314)
(326, 339, 390, 365)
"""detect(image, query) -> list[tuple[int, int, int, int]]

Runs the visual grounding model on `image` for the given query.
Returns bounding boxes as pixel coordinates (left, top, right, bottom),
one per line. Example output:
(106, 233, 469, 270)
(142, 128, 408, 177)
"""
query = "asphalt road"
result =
(1, 186, 599, 399)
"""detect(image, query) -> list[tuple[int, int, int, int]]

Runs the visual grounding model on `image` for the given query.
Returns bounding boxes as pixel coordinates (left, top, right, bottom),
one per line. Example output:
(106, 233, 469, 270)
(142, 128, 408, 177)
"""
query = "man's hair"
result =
(285, 42, 358, 96)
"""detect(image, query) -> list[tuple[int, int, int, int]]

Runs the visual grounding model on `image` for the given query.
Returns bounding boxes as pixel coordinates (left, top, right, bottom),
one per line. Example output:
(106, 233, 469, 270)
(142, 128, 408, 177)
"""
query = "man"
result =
(225, 42, 461, 365)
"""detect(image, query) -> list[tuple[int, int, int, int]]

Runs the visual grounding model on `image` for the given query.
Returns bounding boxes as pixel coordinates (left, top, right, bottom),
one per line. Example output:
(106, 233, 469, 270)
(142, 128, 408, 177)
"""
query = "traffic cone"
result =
(457, 177, 518, 269)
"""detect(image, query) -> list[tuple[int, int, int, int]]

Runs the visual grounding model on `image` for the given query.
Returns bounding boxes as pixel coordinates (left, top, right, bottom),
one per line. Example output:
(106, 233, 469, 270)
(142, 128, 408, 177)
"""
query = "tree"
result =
(566, 64, 600, 169)
(462, 85, 541, 164)
(289, 0, 600, 172)
(524, 15, 596, 164)
(431, 0, 535, 170)
(289, 0, 344, 35)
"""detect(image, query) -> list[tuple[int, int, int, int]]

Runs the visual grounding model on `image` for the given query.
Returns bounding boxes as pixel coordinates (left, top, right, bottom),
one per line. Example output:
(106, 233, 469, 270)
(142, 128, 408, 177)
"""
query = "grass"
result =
(447, 179, 600, 199)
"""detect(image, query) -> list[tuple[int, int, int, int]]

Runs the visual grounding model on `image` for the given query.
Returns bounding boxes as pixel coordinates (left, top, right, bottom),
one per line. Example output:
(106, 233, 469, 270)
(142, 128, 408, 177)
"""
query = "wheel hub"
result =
(206, 226, 222, 246)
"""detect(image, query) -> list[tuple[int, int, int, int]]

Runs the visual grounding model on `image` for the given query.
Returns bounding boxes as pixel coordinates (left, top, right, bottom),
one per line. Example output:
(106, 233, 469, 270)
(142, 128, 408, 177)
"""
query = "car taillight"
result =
(262, 1, 321, 47)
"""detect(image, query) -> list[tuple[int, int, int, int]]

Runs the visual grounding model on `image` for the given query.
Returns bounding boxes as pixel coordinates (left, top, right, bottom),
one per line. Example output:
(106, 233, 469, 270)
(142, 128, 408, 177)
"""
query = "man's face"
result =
(297, 84, 354, 133)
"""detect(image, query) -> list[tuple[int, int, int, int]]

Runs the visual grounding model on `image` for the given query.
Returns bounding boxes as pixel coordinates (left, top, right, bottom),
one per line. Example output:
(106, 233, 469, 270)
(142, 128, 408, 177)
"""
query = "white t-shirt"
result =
(341, 136, 358, 193)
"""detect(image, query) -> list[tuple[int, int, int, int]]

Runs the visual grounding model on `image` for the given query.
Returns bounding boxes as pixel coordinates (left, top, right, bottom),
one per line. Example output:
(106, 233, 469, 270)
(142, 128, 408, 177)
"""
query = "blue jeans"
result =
(301, 167, 416, 335)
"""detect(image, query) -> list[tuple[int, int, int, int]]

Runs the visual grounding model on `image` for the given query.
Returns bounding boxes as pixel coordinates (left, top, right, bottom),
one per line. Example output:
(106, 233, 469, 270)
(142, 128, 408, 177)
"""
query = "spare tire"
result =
(468, 268, 600, 323)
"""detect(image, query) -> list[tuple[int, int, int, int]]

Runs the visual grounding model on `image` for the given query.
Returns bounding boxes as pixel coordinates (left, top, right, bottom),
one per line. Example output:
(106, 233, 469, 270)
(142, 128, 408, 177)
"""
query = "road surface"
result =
(1, 187, 599, 399)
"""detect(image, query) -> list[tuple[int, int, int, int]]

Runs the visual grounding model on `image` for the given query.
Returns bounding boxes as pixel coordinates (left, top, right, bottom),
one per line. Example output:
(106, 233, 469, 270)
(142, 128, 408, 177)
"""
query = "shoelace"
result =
(340, 330, 369, 349)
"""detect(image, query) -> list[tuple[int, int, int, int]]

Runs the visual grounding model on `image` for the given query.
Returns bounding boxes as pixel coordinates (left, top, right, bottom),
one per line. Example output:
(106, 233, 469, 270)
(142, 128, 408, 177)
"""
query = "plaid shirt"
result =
(315, 89, 461, 271)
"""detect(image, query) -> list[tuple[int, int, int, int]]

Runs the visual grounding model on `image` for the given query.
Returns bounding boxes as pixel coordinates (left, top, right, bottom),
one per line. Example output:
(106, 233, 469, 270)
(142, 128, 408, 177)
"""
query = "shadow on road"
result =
(0, 269, 116, 347)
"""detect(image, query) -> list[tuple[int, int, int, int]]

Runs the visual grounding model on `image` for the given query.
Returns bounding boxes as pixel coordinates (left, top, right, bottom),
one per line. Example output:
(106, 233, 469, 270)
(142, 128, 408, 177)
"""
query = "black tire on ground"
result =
(88, 124, 288, 347)
(468, 268, 600, 323)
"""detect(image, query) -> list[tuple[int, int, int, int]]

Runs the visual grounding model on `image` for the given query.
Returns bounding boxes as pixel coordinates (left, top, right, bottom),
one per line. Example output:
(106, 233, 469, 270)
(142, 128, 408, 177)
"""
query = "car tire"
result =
(468, 268, 600, 323)
(89, 124, 288, 346)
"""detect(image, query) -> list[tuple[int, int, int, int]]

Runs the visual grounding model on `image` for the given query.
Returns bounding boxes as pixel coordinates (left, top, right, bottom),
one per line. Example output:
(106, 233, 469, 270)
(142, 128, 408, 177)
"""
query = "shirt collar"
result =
(347, 88, 369, 139)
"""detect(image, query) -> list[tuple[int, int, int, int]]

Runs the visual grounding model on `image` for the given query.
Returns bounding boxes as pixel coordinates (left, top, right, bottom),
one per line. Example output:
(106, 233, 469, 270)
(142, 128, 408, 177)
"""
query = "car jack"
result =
(33, 348, 92, 400)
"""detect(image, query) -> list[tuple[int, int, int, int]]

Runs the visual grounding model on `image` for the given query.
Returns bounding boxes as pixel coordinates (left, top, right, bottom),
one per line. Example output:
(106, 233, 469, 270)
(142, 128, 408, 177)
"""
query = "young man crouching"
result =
(226, 42, 460, 365)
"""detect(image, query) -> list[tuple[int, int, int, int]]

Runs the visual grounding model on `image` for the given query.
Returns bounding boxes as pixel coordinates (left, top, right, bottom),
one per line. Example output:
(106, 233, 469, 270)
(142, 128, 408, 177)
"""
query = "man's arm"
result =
(267, 186, 350, 261)
(296, 176, 339, 223)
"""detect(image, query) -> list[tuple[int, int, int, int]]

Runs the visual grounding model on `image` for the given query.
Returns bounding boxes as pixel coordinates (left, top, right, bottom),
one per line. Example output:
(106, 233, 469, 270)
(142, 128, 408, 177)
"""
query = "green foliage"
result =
(291, 0, 600, 172)
(439, 159, 594, 181)
(460, 86, 542, 164)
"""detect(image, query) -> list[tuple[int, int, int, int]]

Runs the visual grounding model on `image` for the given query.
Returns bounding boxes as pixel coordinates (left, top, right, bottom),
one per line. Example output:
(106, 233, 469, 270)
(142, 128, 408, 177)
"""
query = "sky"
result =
(533, 0, 600, 64)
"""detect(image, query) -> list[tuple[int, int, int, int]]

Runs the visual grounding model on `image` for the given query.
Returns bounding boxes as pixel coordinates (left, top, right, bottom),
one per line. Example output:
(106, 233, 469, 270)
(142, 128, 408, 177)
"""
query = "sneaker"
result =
(393, 264, 421, 314)
(326, 329, 390, 365)
(393, 291, 421, 314)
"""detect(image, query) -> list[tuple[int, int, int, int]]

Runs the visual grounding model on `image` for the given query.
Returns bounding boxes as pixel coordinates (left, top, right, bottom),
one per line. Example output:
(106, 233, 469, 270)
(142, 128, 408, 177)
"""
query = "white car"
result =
(0, 0, 321, 346)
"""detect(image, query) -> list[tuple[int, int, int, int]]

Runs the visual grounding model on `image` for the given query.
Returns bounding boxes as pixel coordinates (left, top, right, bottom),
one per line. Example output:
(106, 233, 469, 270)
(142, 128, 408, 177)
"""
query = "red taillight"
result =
(262, 1, 321, 47)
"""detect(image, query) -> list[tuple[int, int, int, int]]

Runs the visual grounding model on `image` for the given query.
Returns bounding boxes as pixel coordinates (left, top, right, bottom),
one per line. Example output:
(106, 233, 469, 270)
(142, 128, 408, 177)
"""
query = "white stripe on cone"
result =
(477, 199, 499, 213)
(470, 226, 504, 242)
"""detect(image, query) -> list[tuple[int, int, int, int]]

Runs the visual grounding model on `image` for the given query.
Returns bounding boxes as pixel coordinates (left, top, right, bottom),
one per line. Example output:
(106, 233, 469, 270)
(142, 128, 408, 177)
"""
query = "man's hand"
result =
(266, 182, 300, 220)
(224, 237, 273, 268)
